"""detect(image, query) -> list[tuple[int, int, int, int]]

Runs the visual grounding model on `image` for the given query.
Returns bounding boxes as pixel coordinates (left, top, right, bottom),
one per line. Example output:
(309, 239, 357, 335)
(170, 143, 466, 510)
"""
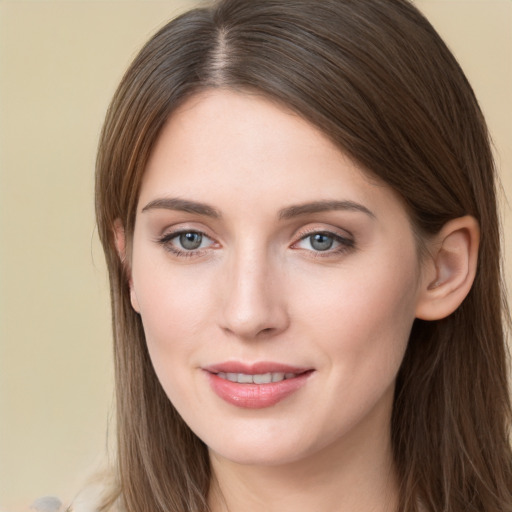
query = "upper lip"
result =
(203, 361, 312, 375)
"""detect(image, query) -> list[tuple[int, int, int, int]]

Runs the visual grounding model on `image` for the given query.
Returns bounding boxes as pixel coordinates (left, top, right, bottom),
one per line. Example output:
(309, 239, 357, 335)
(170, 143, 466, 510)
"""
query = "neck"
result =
(208, 401, 398, 512)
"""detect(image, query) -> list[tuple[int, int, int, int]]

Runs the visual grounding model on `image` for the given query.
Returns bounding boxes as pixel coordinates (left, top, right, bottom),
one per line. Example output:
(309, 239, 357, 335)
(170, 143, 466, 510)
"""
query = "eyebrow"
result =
(141, 197, 221, 218)
(141, 197, 374, 220)
(278, 200, 375, 219)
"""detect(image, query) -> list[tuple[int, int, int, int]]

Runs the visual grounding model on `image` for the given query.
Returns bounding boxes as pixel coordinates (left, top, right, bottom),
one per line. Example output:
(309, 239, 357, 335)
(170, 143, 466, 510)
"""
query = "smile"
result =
(204, 363, 314, 409)
(215, 372, 297, 384)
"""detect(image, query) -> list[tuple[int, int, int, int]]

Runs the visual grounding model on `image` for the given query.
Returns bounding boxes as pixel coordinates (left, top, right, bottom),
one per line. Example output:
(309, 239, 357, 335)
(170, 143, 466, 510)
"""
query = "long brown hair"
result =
(95, 1, 512, 510)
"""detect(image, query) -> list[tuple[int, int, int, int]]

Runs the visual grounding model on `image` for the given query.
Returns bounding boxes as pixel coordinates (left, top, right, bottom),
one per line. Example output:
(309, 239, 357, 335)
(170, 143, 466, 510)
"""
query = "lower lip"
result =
(206, 371, 312, 409)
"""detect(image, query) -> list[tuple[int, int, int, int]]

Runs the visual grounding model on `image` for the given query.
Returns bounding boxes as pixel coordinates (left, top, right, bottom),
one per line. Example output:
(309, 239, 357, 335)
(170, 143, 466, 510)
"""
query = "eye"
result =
(307, 233, 335, 251)
(178, 232, 205, 250)
(157, 230, 216, 255)
(293, 231, 354, 254)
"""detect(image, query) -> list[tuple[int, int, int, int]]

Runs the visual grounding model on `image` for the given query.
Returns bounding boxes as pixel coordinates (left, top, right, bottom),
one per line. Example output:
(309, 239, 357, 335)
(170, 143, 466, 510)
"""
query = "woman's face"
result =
(128, 90, 427, 467)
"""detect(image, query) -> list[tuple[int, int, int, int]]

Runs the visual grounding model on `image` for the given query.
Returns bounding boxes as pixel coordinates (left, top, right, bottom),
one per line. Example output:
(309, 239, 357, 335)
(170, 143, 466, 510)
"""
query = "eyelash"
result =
(156, 230, 216, 258)
(291, 229, 355, 257)
(156, 228, 355, 258)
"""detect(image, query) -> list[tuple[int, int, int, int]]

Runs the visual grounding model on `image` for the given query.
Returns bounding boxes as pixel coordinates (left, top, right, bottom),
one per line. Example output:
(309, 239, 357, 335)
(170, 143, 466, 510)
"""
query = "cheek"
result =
(292, 248, 420, 375)
(287, 255, 418, 444)
(133, 283, 200, 409)
(130, 255, 218, 385)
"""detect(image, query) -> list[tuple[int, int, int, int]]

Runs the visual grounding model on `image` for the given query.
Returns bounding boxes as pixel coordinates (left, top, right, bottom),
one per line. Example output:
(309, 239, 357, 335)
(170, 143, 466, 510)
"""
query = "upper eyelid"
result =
(293, 232, 354, 247)
(158, 224, 216, 239)
(293, 224, 354, 241)
(291, 224, 356, 251)
(159, 229, 216, 244)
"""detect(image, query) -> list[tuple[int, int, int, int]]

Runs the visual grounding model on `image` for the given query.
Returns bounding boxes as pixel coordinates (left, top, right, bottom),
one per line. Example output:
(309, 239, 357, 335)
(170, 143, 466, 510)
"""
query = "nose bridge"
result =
(220, 239, 288, 339)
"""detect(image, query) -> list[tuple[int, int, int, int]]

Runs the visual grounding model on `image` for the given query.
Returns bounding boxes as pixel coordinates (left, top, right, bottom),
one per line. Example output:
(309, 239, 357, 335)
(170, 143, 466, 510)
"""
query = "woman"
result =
(94, 0, 512, 511)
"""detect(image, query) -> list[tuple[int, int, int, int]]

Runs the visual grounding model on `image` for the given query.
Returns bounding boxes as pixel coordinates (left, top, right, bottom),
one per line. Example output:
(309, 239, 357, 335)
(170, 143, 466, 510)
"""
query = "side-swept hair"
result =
(95, 1, 512, 510)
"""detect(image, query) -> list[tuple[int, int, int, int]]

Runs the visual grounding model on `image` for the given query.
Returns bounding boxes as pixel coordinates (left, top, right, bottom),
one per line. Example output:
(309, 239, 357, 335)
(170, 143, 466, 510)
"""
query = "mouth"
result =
(204, 362, 314, 409)
(215, 371, 304, 384)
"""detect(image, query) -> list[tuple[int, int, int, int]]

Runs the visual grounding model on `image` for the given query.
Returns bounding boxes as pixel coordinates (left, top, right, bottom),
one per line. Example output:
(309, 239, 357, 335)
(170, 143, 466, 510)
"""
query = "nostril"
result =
(256, 328, 273, 337)
(219, 279, 290, 339)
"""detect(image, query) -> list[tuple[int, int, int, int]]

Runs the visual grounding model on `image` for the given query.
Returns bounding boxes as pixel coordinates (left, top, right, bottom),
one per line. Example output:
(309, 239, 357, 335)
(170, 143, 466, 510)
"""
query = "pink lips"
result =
(204, 362, 313, 409)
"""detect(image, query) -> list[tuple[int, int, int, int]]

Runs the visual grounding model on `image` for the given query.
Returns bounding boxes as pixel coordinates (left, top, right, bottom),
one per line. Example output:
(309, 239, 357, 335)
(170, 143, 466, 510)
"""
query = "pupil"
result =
(180, 232, 202, 250)
(311, 233, 333, 251)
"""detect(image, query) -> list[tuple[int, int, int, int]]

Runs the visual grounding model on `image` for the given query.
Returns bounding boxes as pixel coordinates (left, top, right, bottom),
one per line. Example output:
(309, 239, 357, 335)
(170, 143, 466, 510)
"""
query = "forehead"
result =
(138, 89, 407, 226)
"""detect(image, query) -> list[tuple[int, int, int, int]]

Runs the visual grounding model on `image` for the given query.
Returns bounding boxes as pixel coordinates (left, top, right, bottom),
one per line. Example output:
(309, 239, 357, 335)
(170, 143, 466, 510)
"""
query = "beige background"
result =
(0, 1, 510, 510)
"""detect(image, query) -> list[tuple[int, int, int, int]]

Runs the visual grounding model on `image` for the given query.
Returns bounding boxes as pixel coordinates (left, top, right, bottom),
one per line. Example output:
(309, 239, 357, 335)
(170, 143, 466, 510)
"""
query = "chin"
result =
(209, 442, 310, 467)
(202, 421, 333, 468)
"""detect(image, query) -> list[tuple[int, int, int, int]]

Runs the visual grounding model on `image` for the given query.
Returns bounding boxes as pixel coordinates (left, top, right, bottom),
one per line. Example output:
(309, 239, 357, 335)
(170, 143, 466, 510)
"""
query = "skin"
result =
(122, 89, 472, 512)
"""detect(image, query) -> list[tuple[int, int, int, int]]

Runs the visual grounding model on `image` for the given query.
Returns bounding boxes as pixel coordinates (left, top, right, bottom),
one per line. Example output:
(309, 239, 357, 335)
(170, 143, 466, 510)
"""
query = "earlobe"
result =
(113, 219, 140, 314)
(415, 216, 479, 321)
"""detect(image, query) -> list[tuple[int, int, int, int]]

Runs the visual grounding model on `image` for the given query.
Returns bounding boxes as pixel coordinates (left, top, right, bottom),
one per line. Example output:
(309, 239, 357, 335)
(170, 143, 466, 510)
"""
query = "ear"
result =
(113, 219, 140, 313)
(415, 216, 479, 321)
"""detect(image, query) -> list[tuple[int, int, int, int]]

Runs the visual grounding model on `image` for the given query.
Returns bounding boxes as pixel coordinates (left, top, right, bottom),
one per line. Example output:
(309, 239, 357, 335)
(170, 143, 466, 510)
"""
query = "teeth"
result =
(217, 372, 296, 384)
(238, 373, 253, 384)
(253, 373, 272, 384)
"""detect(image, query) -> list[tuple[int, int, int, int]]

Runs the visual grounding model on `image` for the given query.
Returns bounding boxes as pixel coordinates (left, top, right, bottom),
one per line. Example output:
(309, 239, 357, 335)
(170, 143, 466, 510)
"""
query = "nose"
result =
(218, 247, 289, 340)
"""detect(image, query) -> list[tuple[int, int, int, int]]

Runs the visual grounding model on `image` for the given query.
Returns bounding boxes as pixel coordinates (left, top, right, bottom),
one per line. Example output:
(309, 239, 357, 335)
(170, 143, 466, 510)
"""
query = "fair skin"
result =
(116, 90, 479, 512)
